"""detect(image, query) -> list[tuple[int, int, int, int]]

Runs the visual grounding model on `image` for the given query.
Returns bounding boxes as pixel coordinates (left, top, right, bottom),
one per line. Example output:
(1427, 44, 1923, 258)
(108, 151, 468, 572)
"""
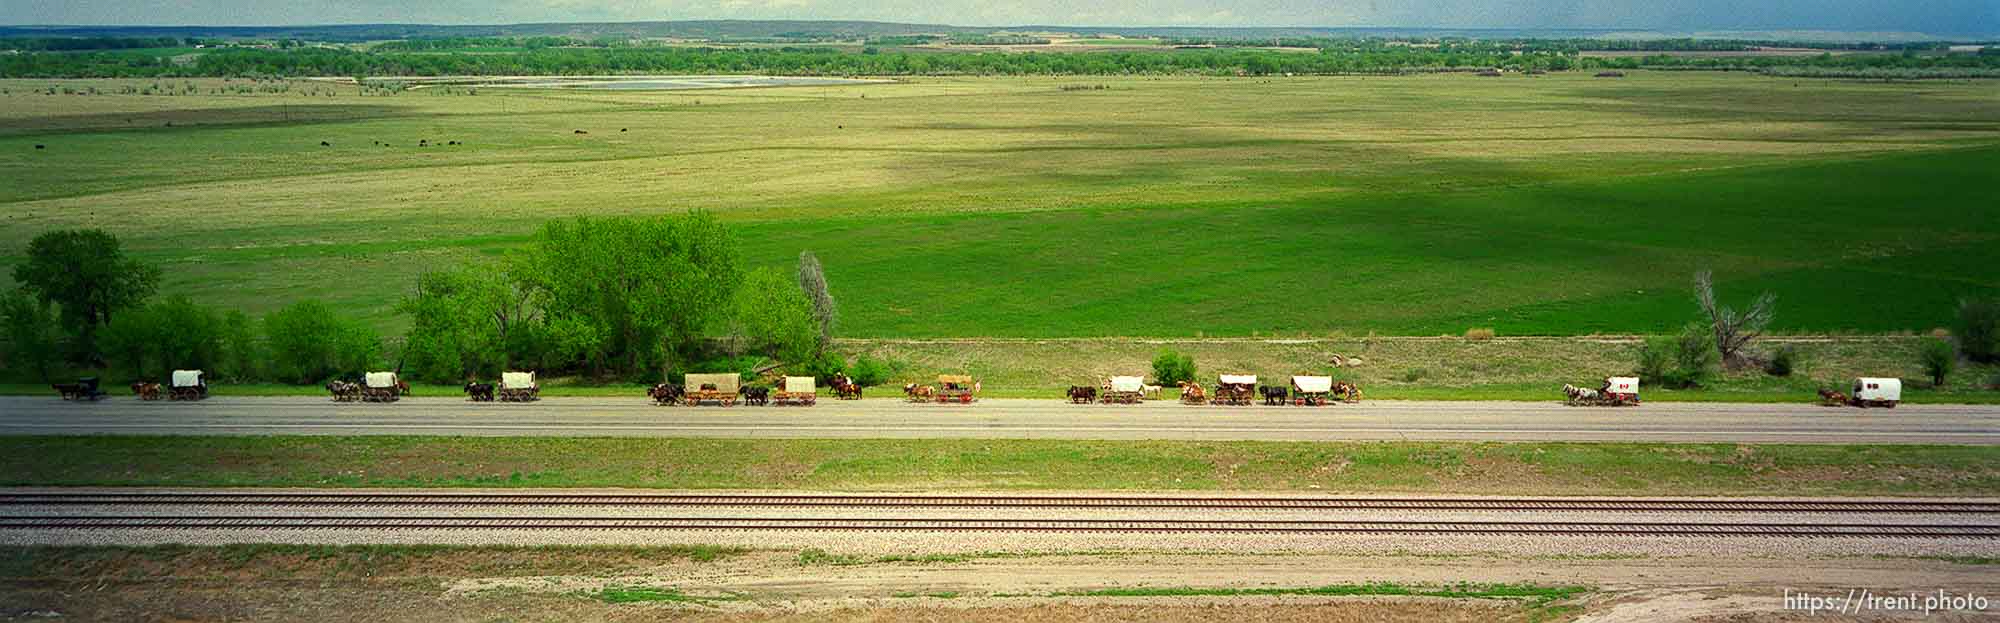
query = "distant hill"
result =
(0, 21, 1987, 43)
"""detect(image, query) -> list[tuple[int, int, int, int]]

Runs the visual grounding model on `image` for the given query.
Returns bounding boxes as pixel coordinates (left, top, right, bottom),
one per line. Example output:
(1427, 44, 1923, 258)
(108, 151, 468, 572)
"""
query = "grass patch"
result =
(589, 586, 736, 604)
(1052, 582, 1589, 604)
(1, 436, 1993, 496)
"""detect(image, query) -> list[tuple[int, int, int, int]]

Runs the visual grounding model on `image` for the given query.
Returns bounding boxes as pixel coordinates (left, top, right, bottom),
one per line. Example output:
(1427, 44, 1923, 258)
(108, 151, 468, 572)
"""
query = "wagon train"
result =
(772, 376, 818, 406)
(1101, 376, 1145, 404)
(681, 373, 741, 407)
(499, 371, 540, 402)
(51, 377, 107, 402)
(362, 372, 402, 403)
(1563, 376, 1639, 407)
(169, 369, 208, 401)
(1212, 375, 1257, 406)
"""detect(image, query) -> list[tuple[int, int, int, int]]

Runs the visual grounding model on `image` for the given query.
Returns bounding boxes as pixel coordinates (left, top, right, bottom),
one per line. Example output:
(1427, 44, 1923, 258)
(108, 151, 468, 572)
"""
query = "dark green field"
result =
(2, 73, 1996, 337)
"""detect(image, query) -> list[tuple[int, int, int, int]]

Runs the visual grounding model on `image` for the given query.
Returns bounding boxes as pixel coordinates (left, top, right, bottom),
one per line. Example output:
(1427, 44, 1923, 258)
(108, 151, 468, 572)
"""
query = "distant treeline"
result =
(1, 36, 193, 51)
(3, 43, 1996, 79)
(1161, 36, 1983, 53)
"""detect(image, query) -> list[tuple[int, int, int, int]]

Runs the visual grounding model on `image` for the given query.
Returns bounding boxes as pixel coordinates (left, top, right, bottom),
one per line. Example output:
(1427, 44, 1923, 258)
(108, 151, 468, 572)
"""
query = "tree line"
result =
(1, 213, 896, 388)
(5, 43, 1994, 79)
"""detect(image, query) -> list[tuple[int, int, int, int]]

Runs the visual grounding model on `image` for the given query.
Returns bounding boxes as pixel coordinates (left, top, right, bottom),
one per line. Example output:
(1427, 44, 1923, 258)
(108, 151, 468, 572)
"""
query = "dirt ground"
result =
(4, 547, 1996, 622)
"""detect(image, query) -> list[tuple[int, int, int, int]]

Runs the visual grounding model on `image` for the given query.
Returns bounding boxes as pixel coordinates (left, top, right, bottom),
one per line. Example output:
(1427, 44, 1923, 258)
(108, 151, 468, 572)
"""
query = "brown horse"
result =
(1817, 388, 1849, 407)
(1333, 381, 1363, 403)
(831, 373, 863, 399)
(1179, 381, 1206, 404)
(131, 382, 163, 401)
(904, 383, 936, 401)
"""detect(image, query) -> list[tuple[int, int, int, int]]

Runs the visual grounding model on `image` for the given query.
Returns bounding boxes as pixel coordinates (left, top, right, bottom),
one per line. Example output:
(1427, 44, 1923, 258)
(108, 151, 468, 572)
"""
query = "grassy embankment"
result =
(1, 436, 1993, 496)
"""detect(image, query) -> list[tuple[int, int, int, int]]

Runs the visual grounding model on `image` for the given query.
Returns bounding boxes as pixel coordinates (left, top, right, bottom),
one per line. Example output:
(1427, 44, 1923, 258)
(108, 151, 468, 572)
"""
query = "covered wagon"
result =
(682, 373, 741, 407)
(1213, 374, 1257, 406)
(773, 376, 817, 406)
(170, 369, 208, 401)
(935, 375, 978, 404)
(362, 372, 401, 403)
(1291, 376, 1333, 406)
(500, 371, 539, 402)
(1851, 377, 1901, 408)
(1101, 376, 1145, 405)
(1602, 376, 1640, 406)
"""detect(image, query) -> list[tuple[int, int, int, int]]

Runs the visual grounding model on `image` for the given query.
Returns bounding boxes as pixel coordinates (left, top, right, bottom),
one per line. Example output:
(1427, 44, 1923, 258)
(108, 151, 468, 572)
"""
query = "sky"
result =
(2, 0, 1995, 35)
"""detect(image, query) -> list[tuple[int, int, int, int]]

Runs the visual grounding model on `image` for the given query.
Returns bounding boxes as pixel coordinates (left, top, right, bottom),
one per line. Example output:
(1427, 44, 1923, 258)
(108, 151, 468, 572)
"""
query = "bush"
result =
(1638, 324, 1716, 389)
(1464, 327, 1495, 340)
(734, 267, 816, 365)
(1764, 345, 1799, 377)
(264, 300, 379, 384)
(96, 296, 224, 381)
(1920, 337, 1956, 388)
(847, 354, 893, 387)
(1956, 298, 2000, 363)
(1151, 349, 1197, 387)
(217, 310, 260, 382)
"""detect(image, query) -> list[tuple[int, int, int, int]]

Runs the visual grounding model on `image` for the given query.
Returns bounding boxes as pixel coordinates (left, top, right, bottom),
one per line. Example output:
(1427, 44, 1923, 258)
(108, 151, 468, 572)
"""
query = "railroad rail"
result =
(3, 493, 1995, 514)
(2, 516, 1994, 538)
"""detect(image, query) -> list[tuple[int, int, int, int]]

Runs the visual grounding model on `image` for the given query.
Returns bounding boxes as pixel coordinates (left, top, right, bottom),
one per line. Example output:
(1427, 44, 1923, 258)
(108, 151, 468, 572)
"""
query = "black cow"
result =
(463, 382, 496, 402)
(35, 144, 46, 150)
(1260, 385, 1289, 406)
(743, 386, 771, 406)
(320, 141, 331, 147)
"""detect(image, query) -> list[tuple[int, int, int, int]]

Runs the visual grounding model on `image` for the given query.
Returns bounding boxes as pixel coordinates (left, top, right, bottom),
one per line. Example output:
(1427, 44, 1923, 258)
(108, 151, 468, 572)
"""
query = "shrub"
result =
(1152, 349, 1197, 387)
(218, 310, 260, 382)
(1764, 346, 1799, 377)
(734, 267, 816, 365)
(95, 296, 224, 381)
(0, 291, 63, 382)
(847, 354, 893, 387)
(1464, 327, 1495, 340)
(1399, 367, 1428, 383)
(1920, 337, 1956, 388)
(1955, 298, 2000, 363)
(1639, 324, 1716, 389)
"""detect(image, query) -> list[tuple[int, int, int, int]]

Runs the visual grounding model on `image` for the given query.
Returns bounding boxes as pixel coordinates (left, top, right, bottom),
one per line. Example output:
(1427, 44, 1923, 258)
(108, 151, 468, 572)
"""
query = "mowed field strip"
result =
(3, 73, 1996, 336)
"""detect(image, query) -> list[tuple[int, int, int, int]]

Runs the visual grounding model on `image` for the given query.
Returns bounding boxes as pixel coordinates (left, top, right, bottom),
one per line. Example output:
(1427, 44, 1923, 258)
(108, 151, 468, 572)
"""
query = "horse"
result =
(1259, 385, 1288, 405)
(325, 380, 361, 402)
(648, 383, 685, 405)
(1817, 388, 1850, 407)
(1142, 384, 1163, 400)
(1179, 381, 1207, 404)
(131, 382, 163, 401)
(1332, 381, 1363, 403)
(743, 386, 771, 406)
(904, 383, 936, 401)
(1562, 383, 1599, 406)
(1067, 385, 1098, 404)
(463, 382, 496, 402)
(831, 373, 863, 399)
(396, 380, 412, 396)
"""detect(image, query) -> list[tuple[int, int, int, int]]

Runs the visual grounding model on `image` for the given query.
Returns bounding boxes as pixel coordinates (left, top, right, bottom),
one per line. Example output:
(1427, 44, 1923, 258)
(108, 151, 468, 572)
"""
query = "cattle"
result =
(1067, 385, 1097, 404)
(131, 382, 163, 401)
(1260, 385, 1288, 405)
(743, 386, 771, 406)
(648, 383, 685, 405)
(464, 382, 496, 402)
(320, 141, 331, 147)
(34, 144, 45, 150)
(620, 128, 628, 132)
(574, 129, 588, 134)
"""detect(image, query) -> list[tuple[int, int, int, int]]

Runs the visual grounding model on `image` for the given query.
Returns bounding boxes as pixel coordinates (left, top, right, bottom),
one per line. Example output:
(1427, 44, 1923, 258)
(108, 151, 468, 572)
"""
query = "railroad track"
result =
(2, 516, 1995, 538)
(4, 493, 1995, 514)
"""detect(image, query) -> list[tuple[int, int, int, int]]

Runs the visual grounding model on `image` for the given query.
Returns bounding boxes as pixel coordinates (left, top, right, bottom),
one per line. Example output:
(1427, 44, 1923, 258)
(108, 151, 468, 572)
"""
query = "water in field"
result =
(416, 75, 888, 91)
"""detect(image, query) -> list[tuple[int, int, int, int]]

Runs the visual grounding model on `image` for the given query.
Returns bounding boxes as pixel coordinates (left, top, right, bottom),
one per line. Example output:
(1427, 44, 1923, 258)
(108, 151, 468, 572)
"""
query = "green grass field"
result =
(2, 72, 1996, 336)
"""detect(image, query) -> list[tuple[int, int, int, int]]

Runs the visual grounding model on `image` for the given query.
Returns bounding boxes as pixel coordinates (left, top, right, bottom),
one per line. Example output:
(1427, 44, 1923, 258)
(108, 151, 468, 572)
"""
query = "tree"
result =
(796, 250, 837, 355)
(1955, 298, 2000, 364)
(11, 229, 160, 361)
(1920, 337, 1957, 388)
(735, 267, 817, 365)
(265, 300, 378, 384)
(1694, 270, 1774, 369)
(0, 291, 62, 381)
(396, 269, 510, 383)
(218, 310, 260, 382)
(96, 297, 224, 381)
(1152, 349, 1197, 387)
(510, 213, 741, 378)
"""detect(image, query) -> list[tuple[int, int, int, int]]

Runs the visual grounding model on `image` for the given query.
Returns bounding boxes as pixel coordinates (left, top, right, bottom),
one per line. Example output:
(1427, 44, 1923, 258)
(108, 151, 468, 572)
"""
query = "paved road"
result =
(1, 396, 1994, 443)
